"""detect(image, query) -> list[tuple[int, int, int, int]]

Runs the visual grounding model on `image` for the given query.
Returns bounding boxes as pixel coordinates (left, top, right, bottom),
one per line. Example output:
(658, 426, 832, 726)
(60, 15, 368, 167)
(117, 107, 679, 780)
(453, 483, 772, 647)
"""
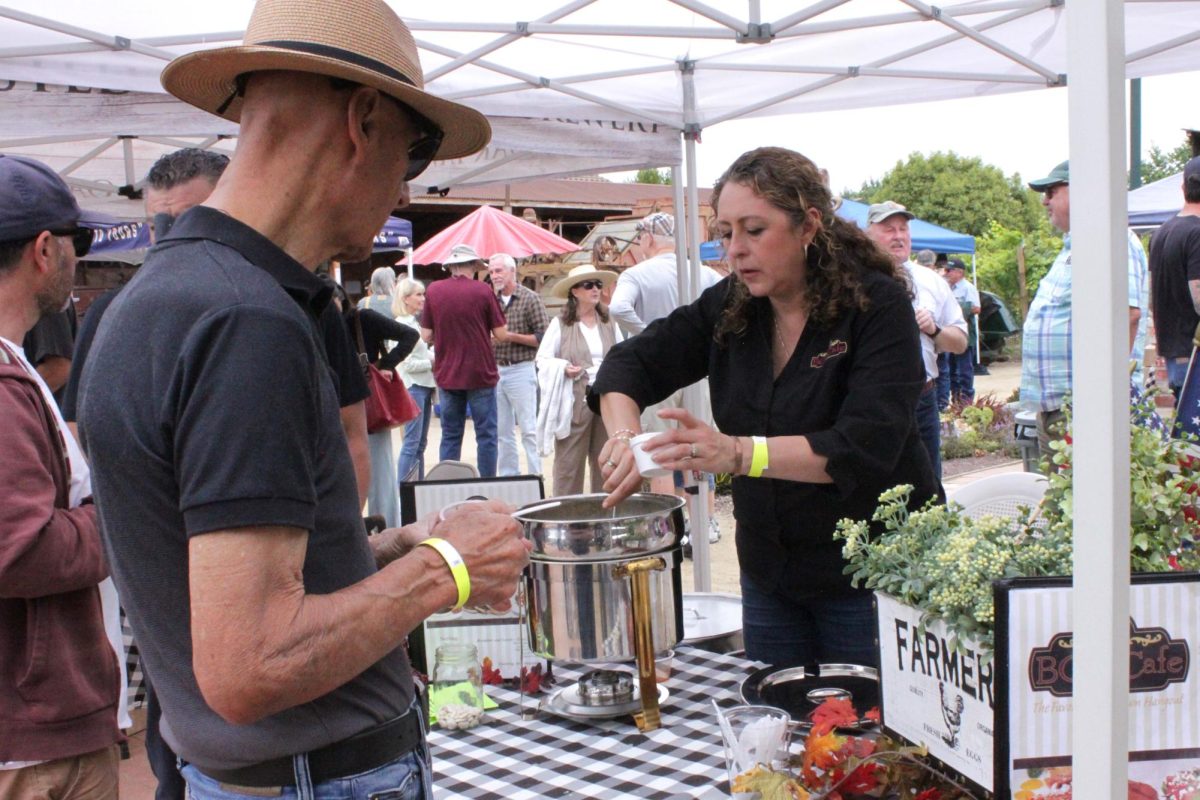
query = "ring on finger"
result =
(604, 458, 617, 468)
(689, 443, 698, 459)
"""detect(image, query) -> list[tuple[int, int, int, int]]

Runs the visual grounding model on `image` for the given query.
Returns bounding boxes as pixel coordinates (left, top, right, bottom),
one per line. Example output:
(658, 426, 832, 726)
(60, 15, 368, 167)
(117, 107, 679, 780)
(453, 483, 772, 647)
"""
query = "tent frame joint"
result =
(117, 184, 142, 200)
(736, 22, 773, 44)
(515, 21, 531, 36)
(115, 36, 131, 50)
(1050, 73, 1067, 87)
(683, 122, 702, 140)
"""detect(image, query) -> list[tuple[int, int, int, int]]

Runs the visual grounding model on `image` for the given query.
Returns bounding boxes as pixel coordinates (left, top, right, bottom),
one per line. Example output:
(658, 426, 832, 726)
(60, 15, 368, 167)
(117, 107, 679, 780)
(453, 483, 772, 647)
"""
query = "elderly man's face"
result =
(1042, 183, 1070, 233)
(488, 262, 516, 292)
(145, 176, 217, 242)
(867, 215, 912, 266)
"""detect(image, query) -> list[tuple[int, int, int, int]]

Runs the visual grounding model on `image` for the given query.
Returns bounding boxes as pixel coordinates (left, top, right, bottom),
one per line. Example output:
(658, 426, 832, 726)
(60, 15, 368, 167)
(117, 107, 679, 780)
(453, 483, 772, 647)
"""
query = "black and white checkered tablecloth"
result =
(429, 646, 760, 799)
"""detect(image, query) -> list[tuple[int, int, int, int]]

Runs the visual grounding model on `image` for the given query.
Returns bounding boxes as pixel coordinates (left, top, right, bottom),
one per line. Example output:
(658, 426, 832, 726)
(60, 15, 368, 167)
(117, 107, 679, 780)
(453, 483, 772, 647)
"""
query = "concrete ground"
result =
(118, 360, 1025, 797)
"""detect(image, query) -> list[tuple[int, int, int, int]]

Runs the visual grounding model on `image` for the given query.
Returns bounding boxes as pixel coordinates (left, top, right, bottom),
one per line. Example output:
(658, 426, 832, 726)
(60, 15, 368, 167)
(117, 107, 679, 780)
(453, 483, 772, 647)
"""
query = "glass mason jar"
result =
(431, 643, 486, 730)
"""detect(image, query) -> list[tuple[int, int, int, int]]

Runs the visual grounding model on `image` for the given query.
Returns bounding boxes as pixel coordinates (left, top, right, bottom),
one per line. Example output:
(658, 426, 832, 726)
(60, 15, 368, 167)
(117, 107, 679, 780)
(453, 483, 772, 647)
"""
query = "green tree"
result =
(858, 151, 1042, 237)
(974, 217, 1062, 325)
(632, 168, 672, 185)
(1140, 138, 1191, 184)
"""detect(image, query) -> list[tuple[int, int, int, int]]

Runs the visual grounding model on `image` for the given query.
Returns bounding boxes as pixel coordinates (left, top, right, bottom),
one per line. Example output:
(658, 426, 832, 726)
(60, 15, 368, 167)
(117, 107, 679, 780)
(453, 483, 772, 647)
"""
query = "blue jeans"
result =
(740, 574, 878, 668)
(397, 385, 434, 483)
(438, 387, 497, 477)
(936, 353, 952, 410)
(936, 353, 975, 408)
(1168, 358, 1190, 403)
(495, 362, 540, 477)
(915, 387, 941, 481)
(181, 746, 432, 800)
(367, 430, 399, 528)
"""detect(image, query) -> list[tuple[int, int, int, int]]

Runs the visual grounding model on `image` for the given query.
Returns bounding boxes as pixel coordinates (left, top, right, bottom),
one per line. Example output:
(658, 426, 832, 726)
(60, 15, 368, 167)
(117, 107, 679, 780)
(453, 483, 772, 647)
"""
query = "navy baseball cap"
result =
(0, 154, 117, 242)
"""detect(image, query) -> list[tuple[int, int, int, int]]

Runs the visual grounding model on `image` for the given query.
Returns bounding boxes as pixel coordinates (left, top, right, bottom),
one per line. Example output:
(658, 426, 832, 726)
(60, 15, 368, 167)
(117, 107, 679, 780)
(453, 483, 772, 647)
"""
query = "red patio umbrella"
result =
(410, 205, 579, 264)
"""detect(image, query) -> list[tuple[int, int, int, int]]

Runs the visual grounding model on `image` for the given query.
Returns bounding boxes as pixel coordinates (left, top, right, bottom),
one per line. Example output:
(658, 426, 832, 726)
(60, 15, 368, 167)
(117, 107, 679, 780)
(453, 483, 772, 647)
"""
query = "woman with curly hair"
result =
(591, 147, 938, 668)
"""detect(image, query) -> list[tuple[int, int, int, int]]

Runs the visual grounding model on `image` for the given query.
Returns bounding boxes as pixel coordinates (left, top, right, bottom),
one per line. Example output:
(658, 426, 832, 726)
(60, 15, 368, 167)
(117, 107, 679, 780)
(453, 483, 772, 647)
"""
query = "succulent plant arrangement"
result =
(834, 397, 1200, 652)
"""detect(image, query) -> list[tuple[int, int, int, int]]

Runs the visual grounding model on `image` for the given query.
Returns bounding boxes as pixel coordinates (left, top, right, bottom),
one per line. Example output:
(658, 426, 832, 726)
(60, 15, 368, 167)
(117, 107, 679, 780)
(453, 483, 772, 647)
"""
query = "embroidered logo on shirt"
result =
(811, 339, 848, 368)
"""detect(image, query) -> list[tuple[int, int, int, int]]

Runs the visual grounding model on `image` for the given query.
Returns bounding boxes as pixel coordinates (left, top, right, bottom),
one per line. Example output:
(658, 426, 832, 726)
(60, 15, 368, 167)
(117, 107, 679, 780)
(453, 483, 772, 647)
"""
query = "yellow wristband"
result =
(748, 436, 769, 478)
(417, 537, 470, 611)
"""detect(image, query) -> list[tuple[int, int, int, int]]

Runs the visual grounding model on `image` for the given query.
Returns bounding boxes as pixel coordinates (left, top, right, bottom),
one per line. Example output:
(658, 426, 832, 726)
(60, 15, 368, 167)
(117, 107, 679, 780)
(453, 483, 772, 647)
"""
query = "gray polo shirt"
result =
(78, 207, 411, 771)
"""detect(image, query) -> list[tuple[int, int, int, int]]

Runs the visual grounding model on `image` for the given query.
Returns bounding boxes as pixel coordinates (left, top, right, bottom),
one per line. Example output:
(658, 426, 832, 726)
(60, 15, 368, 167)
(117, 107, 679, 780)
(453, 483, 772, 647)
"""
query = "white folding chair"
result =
(423, 460, 480, 481)
(946, 471, 1049, 522)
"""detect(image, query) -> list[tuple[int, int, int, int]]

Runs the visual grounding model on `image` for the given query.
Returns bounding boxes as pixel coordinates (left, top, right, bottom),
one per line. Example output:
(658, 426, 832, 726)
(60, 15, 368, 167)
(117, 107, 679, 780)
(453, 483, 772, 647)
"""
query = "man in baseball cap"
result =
(77, 1, 530, 797)
(865, 199, 967, 482)
(0, 155, 122, 798)
(1020, 159, 1149, 453)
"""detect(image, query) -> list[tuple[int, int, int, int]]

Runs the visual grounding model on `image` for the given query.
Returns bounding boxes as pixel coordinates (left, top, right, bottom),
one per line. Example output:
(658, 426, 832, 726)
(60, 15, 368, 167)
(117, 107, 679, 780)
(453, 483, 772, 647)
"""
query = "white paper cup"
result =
(630, 432, 671, 478)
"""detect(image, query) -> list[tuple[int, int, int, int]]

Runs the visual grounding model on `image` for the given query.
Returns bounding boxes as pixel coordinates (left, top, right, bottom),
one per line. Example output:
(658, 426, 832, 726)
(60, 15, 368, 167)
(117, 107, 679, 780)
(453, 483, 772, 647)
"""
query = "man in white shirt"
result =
(609, 211, 723, 541)
(866, 201, 967, 482)
(940, 258, 981, 406)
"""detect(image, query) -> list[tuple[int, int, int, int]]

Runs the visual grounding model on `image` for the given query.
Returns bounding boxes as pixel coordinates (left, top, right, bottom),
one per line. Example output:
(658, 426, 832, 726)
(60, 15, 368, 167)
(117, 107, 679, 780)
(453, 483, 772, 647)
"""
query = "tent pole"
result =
(1068, 1, 1130, 797)
(679, 60, 712, 592)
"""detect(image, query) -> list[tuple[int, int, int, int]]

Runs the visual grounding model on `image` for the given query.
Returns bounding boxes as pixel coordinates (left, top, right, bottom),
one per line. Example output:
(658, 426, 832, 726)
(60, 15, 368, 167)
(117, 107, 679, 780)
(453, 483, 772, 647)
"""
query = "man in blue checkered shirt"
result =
(1020, 160, 1149, 452)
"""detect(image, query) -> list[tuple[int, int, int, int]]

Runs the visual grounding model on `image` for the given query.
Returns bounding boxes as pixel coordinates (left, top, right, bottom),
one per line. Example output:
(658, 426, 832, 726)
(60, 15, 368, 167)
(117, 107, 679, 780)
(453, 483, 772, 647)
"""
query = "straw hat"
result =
(160, 0, 490, 160)
(553, 264, 618, 299)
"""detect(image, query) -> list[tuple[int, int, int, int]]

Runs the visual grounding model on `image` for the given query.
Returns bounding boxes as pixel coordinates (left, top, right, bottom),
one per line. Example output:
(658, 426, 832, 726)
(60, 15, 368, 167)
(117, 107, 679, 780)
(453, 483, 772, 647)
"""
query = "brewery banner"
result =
(876, 592, 996, 794)
(994, 574, 1200, 799)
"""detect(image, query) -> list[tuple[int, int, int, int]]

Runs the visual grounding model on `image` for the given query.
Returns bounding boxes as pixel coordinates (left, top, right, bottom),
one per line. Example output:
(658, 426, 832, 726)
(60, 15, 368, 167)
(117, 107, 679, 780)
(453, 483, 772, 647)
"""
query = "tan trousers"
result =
(553, 402, 608, 497)
(0, 744, 119, 800)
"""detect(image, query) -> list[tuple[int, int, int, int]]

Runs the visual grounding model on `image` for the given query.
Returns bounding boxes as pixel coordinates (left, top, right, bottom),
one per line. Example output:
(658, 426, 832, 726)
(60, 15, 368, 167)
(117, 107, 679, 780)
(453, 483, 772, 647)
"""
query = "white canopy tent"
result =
(3, 3, 1198, 792)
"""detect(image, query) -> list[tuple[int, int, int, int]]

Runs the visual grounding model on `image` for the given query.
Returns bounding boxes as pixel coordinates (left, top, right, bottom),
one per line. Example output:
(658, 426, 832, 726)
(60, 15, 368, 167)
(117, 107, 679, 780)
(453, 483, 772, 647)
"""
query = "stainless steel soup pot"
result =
(515, 493, 685, 663)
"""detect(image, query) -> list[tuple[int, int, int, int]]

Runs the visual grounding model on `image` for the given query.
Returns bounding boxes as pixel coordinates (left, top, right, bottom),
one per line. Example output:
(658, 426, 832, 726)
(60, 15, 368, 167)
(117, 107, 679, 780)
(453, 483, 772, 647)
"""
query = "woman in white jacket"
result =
(393, 278, 437, 482)
(536, 266, 622, 496)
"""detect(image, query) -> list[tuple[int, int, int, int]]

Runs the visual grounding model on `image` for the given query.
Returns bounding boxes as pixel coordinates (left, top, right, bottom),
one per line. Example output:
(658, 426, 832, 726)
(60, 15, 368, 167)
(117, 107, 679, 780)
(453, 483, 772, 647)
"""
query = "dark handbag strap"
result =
(350, 308, 370, 375)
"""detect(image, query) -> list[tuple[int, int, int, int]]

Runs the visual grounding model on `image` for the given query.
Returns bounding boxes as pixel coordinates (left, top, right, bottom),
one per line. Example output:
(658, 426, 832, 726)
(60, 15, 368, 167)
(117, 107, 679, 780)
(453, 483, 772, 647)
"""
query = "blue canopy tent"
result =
(87, 215, 414, 259)
(1127, 171, 1183, 229)
(700, 199, 974, 260)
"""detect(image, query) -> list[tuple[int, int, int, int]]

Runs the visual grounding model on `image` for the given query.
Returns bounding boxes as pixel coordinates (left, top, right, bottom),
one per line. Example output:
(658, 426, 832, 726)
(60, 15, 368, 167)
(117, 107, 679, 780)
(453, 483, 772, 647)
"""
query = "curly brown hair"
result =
(560, 293, 611, 326)
(711, 147, 908, 342)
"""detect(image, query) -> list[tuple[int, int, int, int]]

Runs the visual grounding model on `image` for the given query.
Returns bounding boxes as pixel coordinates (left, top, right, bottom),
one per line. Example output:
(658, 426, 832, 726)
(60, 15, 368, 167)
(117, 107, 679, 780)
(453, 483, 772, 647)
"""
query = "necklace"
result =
(774, 314, 793, 362)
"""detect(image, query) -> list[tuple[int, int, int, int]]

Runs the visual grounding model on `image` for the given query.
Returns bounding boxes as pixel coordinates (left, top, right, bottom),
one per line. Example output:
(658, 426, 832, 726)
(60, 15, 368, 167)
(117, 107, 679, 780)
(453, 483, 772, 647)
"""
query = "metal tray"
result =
(544, 681, 670, 720)
(740, 662, 879, 732)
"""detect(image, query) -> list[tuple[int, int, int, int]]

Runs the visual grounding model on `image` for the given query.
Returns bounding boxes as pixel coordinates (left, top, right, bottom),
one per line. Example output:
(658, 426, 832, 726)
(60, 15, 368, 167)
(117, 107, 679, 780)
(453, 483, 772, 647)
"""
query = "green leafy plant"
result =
(836, 397, 1200, 651)
(940, 393, 1018, 461)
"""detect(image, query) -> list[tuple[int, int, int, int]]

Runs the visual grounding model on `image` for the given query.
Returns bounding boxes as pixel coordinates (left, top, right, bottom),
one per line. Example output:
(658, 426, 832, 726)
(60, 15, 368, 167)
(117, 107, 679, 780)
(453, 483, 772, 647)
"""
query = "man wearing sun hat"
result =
(0, 155, 122, 799)
(76, 2, 531, 797)
(610, 212, 724, 540)
(421, 243, 509, 477)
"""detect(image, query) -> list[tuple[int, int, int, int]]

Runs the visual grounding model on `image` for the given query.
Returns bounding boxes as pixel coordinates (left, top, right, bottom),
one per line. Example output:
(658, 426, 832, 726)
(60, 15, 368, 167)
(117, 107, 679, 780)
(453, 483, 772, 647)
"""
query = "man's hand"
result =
(914, 307, 936, 336)
(426, 499, 530, 612)
(371, 512, 437, 568)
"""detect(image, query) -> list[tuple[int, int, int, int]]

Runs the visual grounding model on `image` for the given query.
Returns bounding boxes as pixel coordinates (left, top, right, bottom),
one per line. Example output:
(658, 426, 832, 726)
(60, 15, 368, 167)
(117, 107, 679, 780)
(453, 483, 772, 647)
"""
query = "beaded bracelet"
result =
(608, 428, 636, 443)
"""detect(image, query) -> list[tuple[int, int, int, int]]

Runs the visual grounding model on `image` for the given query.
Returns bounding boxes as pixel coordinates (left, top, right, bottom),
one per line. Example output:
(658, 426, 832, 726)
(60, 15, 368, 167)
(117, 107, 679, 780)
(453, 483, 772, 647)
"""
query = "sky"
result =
(616, 70, 1200, 194)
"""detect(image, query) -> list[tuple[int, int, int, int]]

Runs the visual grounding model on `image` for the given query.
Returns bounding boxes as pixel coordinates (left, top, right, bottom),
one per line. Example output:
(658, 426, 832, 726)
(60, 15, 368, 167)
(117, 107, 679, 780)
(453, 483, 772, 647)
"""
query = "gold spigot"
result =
(614, 555, 667, 732)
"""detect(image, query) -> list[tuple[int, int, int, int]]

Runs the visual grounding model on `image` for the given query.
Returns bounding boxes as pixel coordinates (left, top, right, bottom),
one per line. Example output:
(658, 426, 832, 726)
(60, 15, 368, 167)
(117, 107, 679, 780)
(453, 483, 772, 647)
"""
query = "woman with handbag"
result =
(392, 278, 436, 482)
(535, 265, 623, 496)
(346, 290, 419, 527)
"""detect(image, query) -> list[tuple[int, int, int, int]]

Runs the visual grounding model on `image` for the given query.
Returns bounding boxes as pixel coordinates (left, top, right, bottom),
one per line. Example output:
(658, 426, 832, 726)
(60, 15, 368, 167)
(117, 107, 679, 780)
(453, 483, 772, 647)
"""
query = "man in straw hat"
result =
(77, 2, 530, 797)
